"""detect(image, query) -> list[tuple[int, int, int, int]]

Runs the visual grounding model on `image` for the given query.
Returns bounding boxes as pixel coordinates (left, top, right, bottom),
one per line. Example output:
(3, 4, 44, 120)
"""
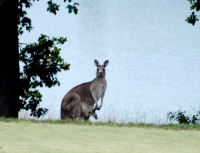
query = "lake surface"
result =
(19, 0, 200, 123)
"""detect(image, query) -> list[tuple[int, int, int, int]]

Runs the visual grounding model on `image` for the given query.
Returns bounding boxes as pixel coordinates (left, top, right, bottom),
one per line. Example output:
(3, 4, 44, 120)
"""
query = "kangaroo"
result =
(61, 59, 109, 120)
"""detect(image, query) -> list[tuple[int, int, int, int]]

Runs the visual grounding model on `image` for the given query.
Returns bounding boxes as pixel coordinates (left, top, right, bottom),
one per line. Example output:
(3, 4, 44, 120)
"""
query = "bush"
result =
(19, 34, 70, 118)
(167, 110, 200, 124)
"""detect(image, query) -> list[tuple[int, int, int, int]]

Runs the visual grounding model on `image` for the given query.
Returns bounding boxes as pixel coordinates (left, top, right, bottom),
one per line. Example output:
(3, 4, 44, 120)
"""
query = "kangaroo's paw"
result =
(94, 105, 98, 110)
(96, 106, 101, 110)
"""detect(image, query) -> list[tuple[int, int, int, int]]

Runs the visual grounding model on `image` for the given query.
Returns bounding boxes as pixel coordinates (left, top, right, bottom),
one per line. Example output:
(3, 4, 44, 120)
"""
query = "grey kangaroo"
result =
(61, 59, 109, 120)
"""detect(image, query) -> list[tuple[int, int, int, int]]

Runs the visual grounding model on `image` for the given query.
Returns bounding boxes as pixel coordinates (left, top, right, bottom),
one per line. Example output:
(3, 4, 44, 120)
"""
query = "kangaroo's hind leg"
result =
(70, 105, 81, 120)
(61, 93, 81, 120)
(61, 108, 73, 119)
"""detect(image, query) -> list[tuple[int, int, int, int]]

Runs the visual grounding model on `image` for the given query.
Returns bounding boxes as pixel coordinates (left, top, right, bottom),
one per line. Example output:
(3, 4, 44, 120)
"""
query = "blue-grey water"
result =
(19, 0, 200, 123)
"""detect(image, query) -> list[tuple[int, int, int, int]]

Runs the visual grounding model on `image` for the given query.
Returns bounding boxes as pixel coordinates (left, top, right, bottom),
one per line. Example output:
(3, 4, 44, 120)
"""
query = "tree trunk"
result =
(0, 0, 19, 117)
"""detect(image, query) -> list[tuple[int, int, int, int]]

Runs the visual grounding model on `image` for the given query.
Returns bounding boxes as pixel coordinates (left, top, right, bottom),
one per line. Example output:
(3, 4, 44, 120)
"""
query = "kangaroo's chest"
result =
(95, 82, 106, 101)
(90, 78, 107, 101)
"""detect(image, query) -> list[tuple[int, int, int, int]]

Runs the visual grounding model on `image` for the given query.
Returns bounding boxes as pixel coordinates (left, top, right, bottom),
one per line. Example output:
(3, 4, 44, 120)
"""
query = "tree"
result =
(19, 35, 70, 117)
(186, 0, 200, 25)
(0, 0, 19, 117)
(0, 0, 79, 118)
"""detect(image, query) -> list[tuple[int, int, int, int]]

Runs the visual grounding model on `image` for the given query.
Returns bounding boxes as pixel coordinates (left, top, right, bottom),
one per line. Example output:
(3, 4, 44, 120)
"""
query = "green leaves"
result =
(21, 17, 33, 31)
(186, 0, 200, 25)
(167, 110, 200, 124)
(189, 0, 200, 11)
(47, 0, 60, 15)
(185, 12, 199, 25)
(18, 0, 33, 35)
(19, 34, 70, 118)
(46, 0, 79, 15)
(66, 2, 79, 14)
(18, 0, 79, 35)
(18, 0, 79, 118)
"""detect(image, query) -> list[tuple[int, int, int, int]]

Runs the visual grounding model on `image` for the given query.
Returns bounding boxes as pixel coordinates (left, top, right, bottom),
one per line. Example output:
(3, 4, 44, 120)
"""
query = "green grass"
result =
(1, 117, 200, 131)
(0, 118, 200, 153)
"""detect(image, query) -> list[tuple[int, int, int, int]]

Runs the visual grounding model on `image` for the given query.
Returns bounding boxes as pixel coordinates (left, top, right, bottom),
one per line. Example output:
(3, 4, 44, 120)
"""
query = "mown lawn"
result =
(0, 119, 200, 153)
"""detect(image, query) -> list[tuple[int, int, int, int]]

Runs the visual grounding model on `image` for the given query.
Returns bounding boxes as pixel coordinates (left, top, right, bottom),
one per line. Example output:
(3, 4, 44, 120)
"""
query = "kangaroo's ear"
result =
(94, 59, 100, 67)
(103, 60, 109, 67)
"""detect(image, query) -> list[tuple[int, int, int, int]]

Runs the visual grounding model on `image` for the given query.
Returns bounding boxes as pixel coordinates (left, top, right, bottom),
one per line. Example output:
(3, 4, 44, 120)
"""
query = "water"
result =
(19, 0, 200, 123)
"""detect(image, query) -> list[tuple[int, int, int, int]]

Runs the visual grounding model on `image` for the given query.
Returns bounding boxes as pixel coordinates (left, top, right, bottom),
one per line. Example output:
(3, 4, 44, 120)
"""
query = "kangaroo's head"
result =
(88, 110, 98, 120)
(94, 59, 109, 77)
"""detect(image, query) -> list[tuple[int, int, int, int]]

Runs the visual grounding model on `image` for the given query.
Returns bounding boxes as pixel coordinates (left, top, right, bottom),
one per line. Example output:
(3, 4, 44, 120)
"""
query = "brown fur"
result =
(61, 60, 109, 120)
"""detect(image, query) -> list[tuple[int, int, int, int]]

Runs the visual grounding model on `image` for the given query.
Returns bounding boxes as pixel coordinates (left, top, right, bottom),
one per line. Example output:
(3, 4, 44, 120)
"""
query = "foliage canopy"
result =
(17, 0, 79, 117)
(186, 0, 200, 25)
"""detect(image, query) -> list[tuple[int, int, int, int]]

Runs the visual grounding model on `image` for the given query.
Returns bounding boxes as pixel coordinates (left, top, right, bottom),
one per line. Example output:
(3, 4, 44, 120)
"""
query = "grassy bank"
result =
(1, 117, 200, 131)
(0, 119, 200, 153)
